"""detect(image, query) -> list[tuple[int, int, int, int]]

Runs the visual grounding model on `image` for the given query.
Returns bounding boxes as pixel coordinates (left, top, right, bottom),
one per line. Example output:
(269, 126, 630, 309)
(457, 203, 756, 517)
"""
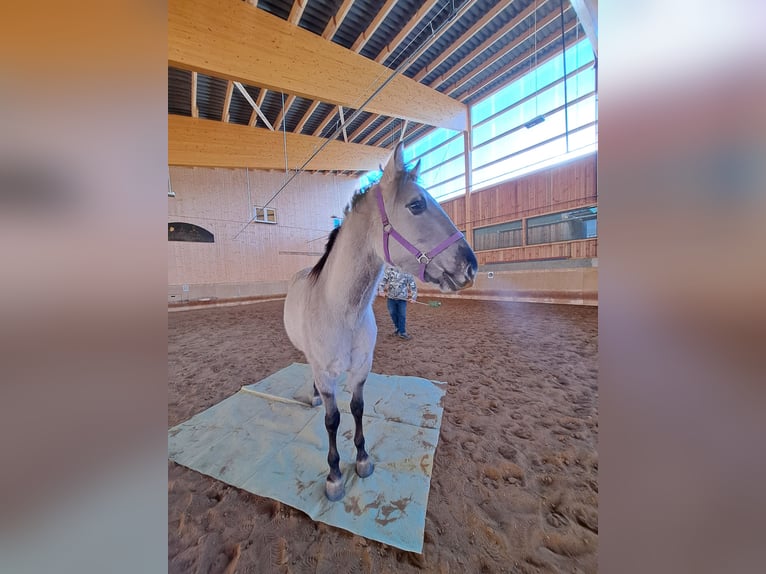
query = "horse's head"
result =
(375, 142, 477, 292)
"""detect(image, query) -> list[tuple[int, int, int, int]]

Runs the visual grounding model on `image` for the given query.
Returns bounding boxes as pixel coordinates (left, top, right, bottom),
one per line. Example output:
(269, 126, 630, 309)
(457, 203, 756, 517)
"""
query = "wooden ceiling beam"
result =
(294, 100, 321, 134)
(412, 0, 527, 83)
(291, 0, 357, 137)
(191, 71, 199, 118)
(288, 0, 308, 25)
(221, 80, 233, 122)
(274, 94, 296, 131)
(169, 116, 390, 171)
(374, 0, 440, 64)
(348, 113, 379, 143)
(322, 0, 356, 40)
(395, 0, 476, 78)
(350, 0, 397, 53)
(345, 0, 440, 143)
(352, 0, 478, 144)
(338, 107, 349, 143)
(312, 106, 340, 138)
(359, 116, 409, 147)
(248, 86, 270, 127)
(236, 82, 274, 130)
(169, 0, 466, 130)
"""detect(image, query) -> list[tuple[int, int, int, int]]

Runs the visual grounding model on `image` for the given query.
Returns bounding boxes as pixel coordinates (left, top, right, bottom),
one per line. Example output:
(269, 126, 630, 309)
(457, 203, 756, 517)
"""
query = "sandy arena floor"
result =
(169, 297, 598, 573)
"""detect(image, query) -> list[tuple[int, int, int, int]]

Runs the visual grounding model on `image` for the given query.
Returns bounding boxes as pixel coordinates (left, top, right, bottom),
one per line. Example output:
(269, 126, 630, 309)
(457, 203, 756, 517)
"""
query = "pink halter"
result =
(375, 185, 464, 282)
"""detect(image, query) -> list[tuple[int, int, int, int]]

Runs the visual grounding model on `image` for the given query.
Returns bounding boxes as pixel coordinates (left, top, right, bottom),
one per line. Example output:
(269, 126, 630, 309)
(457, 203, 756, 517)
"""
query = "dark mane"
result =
(308, 225, 341, 283)
(343, 177, 379, 217)
(307, 165, 418, 284)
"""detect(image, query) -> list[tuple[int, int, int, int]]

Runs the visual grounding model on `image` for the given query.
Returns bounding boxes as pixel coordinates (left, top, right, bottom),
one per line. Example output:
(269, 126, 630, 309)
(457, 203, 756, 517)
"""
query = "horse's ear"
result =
(381, 142, 406, 188)
(412, 159, 422, 179)
(393, 142, 406, 172)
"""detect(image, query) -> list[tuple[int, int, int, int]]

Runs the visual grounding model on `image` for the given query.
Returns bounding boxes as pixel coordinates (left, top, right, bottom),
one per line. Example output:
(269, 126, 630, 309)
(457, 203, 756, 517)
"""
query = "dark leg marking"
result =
(322, 392, 344, 501)
(351, 380, 374, 478)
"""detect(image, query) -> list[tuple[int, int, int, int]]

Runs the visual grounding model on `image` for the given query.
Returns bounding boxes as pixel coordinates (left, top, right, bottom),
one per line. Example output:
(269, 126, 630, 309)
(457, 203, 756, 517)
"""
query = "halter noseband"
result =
(375, 185, 463, 282)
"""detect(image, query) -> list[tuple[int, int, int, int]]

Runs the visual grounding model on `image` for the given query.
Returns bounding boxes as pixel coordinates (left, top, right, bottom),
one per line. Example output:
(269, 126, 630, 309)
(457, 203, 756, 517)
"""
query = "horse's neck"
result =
(319, 205, 383, 317)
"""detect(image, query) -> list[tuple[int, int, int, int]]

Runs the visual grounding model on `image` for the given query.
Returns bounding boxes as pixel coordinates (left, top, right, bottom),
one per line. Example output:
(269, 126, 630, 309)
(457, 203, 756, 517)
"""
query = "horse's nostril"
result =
(463, 250, 477, 281)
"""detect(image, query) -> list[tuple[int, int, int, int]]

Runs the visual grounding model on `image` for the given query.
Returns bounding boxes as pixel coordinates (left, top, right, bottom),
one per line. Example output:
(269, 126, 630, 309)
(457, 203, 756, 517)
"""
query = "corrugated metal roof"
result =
(331, 0, 379, 48)
(256, 0, 291, 20)
(228, 88, 253, 125)
(380, 1, 444, 69)
(196, 74, 228, 120)
(168, 67, 191, 116)
(299, 0, 345, 35)
(358, 0, 424, 60)
(283, 96, 314, 132)
(301, 102, 337, 136)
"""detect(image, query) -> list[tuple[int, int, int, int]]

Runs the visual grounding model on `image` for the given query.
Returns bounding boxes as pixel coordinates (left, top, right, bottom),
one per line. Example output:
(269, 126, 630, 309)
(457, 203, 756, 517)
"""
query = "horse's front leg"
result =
(319, 390, 344, 501)
(351, 378, 374, 478)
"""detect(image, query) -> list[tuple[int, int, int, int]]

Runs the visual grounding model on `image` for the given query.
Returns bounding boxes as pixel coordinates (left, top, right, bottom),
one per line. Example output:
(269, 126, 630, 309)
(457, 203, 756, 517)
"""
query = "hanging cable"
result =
(559, 0, 570, 153)
(246, 167, 251, 212)
(282, 91, 288, 176)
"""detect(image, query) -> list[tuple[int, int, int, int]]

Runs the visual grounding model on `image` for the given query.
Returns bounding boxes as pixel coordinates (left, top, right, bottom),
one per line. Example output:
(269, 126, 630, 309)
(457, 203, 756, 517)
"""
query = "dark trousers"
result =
(386, 298, 408, 334)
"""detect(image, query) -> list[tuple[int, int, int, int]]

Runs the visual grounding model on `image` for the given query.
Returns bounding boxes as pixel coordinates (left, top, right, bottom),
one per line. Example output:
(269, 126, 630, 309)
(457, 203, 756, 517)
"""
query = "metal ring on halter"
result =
(416, 253, 431, 264)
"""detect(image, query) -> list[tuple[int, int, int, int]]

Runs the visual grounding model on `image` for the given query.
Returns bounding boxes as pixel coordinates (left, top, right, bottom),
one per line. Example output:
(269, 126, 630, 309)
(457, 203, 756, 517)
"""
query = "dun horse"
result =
(284, 143, 477, 501)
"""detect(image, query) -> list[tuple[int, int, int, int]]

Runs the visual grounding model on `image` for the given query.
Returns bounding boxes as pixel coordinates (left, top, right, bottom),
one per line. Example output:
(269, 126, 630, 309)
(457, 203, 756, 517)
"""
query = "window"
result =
(526, 206, 597, 245)
(168, 222, 214, 243)
(470, 39, 597, 190)
(404, 128, 465, 202)
(358, 39, 598, 202)
(253, 206, 277, 224)
(473, 220, 523, 251)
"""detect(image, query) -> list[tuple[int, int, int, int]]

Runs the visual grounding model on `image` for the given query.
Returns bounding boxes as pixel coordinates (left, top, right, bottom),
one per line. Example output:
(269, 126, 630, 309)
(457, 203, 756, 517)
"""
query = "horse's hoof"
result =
(356, 458, 374, 478)
(311, 396, 322, 407)
(325, 478, 345, 501)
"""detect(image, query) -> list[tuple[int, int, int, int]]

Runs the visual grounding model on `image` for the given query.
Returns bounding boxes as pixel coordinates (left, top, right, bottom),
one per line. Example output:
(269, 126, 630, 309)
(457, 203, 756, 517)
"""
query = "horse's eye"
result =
(407, 198, 427, 215)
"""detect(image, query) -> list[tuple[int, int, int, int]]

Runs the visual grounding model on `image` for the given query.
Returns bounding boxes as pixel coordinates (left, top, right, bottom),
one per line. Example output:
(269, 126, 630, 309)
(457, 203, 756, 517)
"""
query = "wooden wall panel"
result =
(169, 116, 390, 171)
(440, 153, 597, 264)
(442, 195, 466, 228)
(475, 239, 598, 265)
(454, 153, 597, 224)
(168, 167, 359, 288)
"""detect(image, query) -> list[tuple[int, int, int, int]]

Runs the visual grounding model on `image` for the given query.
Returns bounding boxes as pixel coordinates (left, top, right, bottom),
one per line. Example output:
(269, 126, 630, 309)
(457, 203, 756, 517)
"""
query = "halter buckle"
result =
(417, 253, 431, 265)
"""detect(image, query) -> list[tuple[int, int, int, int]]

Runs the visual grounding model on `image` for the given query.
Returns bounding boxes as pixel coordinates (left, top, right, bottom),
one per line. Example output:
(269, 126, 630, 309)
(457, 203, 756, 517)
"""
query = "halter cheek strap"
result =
(375, 185, 464, 282)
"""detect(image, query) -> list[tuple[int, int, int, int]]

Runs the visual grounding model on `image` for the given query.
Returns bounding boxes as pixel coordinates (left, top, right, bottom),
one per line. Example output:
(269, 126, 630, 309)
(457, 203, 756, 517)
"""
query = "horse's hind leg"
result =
(351, 377, 374, 478)
(311, 383, 321, 407)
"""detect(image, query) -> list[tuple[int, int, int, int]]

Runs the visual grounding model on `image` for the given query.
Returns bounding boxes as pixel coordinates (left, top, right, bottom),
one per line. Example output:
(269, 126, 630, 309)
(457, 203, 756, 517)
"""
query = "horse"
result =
(283, 142, 477, 501)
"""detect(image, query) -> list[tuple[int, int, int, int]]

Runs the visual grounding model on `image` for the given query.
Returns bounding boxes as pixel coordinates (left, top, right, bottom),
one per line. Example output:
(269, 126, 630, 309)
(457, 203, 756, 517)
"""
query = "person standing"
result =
(378, 265, 417, 340)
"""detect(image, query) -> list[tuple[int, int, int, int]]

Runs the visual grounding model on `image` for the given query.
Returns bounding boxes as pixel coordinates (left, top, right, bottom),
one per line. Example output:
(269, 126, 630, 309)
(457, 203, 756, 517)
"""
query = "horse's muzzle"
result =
(460, 244, 478, 286)
(440, 245, 477, 291)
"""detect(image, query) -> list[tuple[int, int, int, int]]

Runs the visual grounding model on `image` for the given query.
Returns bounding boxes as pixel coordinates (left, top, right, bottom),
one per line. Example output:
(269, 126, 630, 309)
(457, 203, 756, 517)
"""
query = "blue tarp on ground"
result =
(168, 363, 446, 553)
